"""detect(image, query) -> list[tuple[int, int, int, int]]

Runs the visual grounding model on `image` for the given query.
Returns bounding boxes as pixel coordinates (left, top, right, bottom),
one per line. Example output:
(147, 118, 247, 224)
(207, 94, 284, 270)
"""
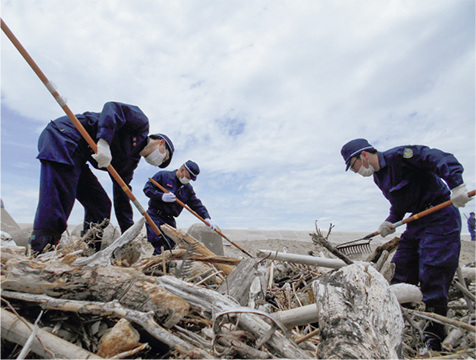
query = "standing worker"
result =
(29, 101, 174, 253)
(143, 160, 216, 254)
(341, 138, 472, 352)
(468, 212, 476, 241)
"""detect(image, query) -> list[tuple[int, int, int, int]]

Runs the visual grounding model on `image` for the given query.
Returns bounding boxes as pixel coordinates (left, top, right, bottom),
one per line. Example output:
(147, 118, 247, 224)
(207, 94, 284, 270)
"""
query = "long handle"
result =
(362, 189, 476, 240)
(148, 177, 253, 258)
(1, 18, 163, 237)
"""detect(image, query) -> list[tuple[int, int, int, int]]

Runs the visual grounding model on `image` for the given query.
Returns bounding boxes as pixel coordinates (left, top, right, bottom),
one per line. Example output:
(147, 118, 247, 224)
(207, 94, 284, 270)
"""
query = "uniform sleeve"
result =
(405, 146, 464, 190)
(96, 102, 149, 145)
(186, 187, 211, 220)
(144, 172, 167, 201)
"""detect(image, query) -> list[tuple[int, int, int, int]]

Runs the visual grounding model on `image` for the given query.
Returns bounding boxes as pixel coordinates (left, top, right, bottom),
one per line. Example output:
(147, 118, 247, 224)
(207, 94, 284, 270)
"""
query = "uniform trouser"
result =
(391, 205, 461, 305)
(145, 209, 176, 255)
(470, 229, 475, 241)
(31, 158, 111, 252)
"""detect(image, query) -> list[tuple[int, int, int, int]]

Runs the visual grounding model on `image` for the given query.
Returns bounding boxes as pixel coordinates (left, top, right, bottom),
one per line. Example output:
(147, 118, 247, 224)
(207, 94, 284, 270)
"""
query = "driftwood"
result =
(157, 275, 312, 359)
(161, 224, 234, 275)
(1, 290, 213, 358)
(313, 262, 404, 359)
(73, 217, 145, 267)
(257, 249, 346, 268)
(1, 307, 103, 359)
(217, 257, 257, 305)
(1, 258, 189, 327)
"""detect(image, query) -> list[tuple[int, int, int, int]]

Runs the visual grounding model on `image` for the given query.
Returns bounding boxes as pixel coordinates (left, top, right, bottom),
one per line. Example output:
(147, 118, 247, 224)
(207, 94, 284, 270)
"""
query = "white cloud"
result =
(1, 0, 474, 234)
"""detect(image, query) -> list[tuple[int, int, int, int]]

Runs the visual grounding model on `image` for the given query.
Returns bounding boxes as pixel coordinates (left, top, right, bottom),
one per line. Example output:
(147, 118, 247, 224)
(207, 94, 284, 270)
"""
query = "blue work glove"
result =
(378, 221, 395, 238)
(92, 139, 112, 168)
(205, 218, 217, 231)
(162, 192, 176, 203)
(451, 184, 472, 208)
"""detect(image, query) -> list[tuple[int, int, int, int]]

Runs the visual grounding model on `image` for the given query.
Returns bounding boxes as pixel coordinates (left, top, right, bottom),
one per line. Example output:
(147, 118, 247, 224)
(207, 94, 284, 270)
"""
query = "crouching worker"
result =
(143, 160, 216, 254)
(341, 138, 472, 352)
(29, 101, 174, 254)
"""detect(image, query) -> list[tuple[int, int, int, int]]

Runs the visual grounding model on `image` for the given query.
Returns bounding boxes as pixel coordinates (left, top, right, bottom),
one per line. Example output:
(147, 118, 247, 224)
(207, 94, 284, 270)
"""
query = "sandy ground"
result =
(223, 237, 476, 268)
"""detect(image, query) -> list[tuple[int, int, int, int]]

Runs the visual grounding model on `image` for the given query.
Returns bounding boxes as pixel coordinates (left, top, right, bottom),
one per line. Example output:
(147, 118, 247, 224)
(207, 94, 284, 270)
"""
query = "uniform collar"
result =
(378, 152, 387, 170)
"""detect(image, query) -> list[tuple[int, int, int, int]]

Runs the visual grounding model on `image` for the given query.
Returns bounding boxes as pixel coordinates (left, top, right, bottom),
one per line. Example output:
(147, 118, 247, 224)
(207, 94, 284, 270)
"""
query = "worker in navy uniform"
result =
(468, 212, 476, 241)
(29, 101, 175, 253)
(341, 138, 472, 352)
(143, 160, 216, 254)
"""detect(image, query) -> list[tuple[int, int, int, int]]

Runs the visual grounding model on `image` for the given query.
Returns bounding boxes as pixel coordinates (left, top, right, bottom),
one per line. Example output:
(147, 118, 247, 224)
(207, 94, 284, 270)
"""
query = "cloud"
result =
(1, 0, 474, 234)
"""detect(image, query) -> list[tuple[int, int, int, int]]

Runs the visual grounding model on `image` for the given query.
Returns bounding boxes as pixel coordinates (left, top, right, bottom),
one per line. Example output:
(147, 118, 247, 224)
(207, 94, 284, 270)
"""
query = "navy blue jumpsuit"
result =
(143, 170, 210, 254)
(468, 216, 476, 241)
(31, 102, 150, 251)
(374, 145, 463, 309)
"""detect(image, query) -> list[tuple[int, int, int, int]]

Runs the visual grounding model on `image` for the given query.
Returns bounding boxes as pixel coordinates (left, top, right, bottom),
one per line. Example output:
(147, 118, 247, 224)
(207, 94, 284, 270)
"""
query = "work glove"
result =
(205, 218, 217, 231)
(378, 221, 395, 238)
(162, 192, 176, 203)
(451, 184, 472, 208)
(92, 138, 112, 168)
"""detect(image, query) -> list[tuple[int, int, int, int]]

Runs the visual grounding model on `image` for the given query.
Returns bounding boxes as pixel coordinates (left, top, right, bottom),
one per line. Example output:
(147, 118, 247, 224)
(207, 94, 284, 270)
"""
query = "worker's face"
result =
(179, 167, 191, 180)
(349, 155, 362, 173)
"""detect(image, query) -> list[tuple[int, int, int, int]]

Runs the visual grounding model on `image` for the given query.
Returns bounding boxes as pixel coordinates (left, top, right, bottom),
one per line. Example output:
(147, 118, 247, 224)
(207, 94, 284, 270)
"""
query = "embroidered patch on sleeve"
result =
(403, 148, 413, 159)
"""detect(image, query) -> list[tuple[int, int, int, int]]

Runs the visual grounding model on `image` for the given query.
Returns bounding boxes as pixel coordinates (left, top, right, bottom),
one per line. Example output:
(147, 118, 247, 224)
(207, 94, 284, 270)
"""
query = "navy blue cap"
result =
(184, 160, 200, 181)
(341, 138, 375, 171)
(150, 133, 174, 168)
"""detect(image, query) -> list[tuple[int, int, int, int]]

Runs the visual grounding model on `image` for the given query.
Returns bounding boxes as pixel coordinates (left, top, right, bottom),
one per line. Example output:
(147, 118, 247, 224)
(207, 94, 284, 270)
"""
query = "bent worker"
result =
(29, 101, 175, 253)
(341, 138, 472, 352)
(468, 212, 476, 241)
(143, 160, 216, 254)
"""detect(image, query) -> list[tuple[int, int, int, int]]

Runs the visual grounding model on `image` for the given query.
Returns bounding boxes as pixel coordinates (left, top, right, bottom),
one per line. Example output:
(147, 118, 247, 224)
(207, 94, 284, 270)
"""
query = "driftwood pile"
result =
(1, 219, 475, 359)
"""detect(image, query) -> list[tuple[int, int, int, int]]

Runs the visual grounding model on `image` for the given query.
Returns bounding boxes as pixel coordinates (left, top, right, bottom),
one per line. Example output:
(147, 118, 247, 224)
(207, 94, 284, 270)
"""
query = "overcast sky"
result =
(1, 0, 475, 236)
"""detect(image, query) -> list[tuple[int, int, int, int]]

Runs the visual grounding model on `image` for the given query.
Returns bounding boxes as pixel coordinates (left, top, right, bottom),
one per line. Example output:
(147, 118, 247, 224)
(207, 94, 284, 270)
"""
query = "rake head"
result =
(179, 242, 200, 279)
(336, 241, 372, 255)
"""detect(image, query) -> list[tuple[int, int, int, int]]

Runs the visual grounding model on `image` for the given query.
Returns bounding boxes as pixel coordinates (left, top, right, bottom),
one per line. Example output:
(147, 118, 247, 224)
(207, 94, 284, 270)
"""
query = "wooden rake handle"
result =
(363, 189, 476, 240)
(148, 177, 253, 258)
(1, 18, 162, 238)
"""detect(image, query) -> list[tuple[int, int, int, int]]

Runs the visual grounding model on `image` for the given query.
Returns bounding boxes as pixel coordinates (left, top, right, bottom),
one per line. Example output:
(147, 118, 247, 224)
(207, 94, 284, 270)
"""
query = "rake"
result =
(336, 189, 475, 255)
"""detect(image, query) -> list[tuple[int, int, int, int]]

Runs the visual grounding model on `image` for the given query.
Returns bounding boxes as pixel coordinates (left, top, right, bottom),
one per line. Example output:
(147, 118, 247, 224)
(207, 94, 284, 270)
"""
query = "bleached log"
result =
(217, 257, 257, 305)
(1, 259, 189, 327)
(1, 291, 213, 358)
(157, 275, 312, 359)
(257, 249, 346, 269)
(313, 262, 404, 359)
(73, 217, 145, 266)
(160, 224, 234, 275)
(1, 307, 103, 359)
(389, 283, 423, 304)
(459, 267, 476, 281)
(271, 304, 319, 328)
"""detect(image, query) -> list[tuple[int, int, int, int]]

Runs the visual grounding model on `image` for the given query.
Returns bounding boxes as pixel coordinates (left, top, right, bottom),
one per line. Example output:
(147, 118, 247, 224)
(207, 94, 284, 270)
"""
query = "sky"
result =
(1, 0, 475, 235)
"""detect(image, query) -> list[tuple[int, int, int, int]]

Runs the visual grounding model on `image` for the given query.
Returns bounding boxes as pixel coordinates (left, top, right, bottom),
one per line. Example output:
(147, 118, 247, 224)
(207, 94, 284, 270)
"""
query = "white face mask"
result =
(179, 176, 190, 185)
(357, 159, 375, 177)
(144, 148, 167, 166)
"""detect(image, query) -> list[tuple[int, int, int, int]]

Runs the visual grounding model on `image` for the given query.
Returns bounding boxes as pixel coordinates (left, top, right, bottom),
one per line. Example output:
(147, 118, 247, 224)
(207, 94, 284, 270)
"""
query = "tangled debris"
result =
(1, 219, 475, 359)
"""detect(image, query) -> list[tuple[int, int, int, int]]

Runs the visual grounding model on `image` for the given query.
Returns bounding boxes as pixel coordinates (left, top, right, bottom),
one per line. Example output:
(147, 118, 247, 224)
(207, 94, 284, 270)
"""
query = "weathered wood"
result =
(271, 283, 420, 329)
(257, 249, 346, 268)
(217, 257, 257, 305)
(313, 262, 404, 359)
(1, 307, 103, 359)
(160, 224, 234, 275)
(366, 236, 400, 263)
(1, 259, 189, 327)
(73, 217, 145, 267)
(157, 275, 313, 359)
(1, 290, 213, 358)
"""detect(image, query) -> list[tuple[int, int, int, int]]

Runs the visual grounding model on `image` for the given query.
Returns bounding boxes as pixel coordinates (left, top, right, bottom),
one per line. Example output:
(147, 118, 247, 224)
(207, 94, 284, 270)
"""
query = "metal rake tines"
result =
(179, 242, 200, 279)
(336, 242, 372, 255)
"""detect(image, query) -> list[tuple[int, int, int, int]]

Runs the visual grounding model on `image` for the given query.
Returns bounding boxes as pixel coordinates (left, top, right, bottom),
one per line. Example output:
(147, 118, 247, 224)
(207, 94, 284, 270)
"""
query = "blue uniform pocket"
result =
(420, 228, 460, 268)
